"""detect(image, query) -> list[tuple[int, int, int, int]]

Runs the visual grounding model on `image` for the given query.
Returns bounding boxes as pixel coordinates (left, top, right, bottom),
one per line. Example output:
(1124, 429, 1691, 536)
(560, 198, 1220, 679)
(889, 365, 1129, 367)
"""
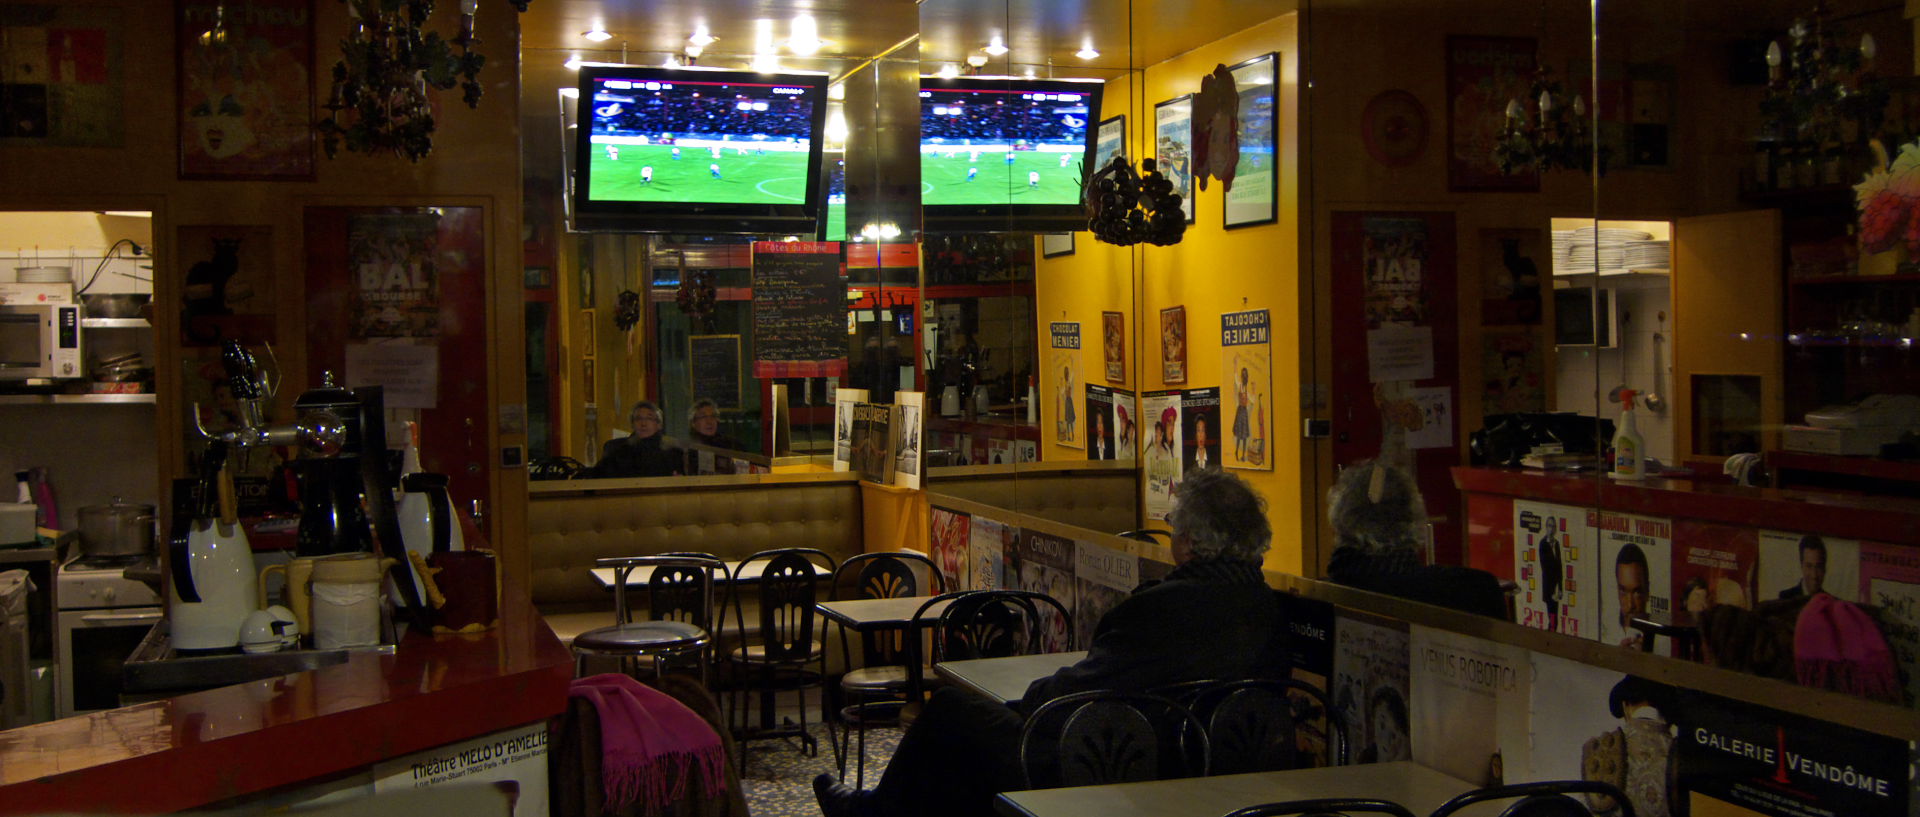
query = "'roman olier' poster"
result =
(1050, 322, 1083, 449)
(1221, 309, 1272, 470)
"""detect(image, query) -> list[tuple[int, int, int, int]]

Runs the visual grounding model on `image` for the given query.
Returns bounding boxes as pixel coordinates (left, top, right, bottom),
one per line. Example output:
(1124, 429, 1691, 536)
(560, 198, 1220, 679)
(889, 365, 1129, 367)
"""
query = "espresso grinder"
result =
(192, 341, 428, 621)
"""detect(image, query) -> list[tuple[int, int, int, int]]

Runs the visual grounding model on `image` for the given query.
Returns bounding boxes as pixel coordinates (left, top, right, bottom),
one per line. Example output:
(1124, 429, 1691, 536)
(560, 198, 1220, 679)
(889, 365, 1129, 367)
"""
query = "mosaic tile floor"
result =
(738, 723, 904, 817)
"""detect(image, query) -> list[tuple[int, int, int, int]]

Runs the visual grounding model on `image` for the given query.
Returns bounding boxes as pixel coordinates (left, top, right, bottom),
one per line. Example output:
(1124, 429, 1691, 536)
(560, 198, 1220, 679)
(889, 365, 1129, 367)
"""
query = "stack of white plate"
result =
(14, 266, 72, 284)
(1624, 239, 1669, 270)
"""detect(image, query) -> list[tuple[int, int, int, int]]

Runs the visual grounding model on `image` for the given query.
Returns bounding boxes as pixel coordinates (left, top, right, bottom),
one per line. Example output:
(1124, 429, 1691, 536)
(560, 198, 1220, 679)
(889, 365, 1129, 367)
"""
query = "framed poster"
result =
(176, 0, 316, 179)
(177, 224, 276, 347)
(1446, 36, 1540, 192)
(1101, 310, 1125, 385)
(1224, 52, 1279, 229)
(1050, 322, 1084, 449)
(1092, 114, 1126, 175)
(1154, 95, 1195, 224)
(0, 4, 123, 146)
(1222, 309, 1273, 471)
(1041, 233, 1074, 258)
(1159, 305, 1187, 385)
(1478, 227, 1544, 326)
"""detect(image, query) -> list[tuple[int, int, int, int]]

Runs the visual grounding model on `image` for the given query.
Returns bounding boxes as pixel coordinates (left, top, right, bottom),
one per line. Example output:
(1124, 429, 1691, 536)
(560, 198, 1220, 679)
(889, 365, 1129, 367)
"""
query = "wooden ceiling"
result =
(518, 0, 1297, 76)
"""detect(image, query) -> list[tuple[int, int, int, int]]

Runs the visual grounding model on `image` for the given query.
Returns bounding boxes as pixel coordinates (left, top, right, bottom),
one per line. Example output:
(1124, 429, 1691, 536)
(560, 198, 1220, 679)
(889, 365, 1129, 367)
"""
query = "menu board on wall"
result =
(689, 334, 742, 408)
(751, 241, 846, 378)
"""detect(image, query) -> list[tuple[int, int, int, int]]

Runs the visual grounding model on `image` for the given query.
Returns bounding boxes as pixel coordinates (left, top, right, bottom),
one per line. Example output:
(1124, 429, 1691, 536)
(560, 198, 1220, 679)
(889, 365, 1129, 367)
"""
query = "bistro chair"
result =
(1428, 781, 1636, 817)
(826, 551, 945, 788)
(922, 588, 1073, 663)
(724, 547, 836, 777)
(570, 554, 726, 684)
(1159, 677, 1347, 773)
(1019, 689, 1209, 789)
(1220, 800, 1416, 817)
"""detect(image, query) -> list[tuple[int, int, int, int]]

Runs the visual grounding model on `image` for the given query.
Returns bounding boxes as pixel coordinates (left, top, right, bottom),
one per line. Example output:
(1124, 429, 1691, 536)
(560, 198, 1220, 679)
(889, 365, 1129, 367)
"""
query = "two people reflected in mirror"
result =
(1324, 459, 1505, 617)
(591, 401, 684, 478)
(814, 470, 1288, 817)
(686, 398, 739, 450)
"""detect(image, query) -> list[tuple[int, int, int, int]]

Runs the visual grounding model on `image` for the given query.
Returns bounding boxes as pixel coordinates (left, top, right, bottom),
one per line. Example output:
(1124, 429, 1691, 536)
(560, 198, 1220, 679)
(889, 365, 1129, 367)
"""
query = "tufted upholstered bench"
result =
(528, 476, 866, 667)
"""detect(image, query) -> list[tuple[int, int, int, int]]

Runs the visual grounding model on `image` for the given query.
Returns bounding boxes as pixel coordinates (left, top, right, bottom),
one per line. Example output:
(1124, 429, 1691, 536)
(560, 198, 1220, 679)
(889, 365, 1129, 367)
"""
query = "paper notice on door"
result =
(1404, 386, 1453, 449)
(344, 343, 438, 409)
(1366, 325, 1435, 383)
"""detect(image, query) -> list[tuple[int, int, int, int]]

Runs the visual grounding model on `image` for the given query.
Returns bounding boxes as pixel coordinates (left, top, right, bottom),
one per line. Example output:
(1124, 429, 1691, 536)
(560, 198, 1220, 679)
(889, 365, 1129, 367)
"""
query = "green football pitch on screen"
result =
(588, 144, 810, 204)
(920, 150, 1084, 206)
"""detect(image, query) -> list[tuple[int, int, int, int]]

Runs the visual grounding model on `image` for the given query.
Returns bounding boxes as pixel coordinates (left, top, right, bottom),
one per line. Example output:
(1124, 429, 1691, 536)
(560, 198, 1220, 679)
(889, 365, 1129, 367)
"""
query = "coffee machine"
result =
(192, 341, 427, 619)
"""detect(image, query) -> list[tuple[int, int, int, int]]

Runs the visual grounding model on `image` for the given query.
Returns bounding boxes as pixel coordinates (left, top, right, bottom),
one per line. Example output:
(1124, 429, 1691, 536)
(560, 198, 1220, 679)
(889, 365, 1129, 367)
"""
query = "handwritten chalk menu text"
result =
(752, 242, 847, 378)
(690, 334, 742, 408)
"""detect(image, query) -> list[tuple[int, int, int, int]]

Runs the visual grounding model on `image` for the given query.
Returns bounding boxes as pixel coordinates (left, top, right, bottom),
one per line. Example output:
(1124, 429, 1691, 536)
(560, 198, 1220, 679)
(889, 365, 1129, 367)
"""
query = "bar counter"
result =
(0, 591, 571, 815)
(1454, 465, 1920, 548)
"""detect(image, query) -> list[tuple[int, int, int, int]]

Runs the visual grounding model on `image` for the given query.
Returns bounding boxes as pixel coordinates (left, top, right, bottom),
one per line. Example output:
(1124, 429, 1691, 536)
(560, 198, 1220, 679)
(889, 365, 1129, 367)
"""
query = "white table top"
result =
(934, 651, 1086, 705)
(815, 595, 950, 631)
(588, 559, 823, 589)
(995, 761, 1491, 817)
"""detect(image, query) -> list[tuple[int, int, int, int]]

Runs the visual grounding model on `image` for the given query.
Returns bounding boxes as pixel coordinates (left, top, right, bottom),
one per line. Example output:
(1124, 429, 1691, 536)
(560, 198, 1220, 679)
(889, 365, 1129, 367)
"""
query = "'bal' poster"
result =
(1594, 510, 1672, 651)
(1085, 384, 1117, 461)
(928, 507, 970, 592)
(1181, 387, 1222, 473)
(1514, 500, 1598, 639)
(1050, 322, 1083, 450)
(348, 212, 441, 339)
(1142, 389, 1183, 520)
(1332, 611, 1411, 765)
(1221, 309, 1272, 471)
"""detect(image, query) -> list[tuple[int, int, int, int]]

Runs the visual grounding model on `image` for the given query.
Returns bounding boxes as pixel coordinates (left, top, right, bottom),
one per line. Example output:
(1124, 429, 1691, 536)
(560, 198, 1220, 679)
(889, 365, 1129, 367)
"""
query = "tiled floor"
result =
(738, 722, 904, 817)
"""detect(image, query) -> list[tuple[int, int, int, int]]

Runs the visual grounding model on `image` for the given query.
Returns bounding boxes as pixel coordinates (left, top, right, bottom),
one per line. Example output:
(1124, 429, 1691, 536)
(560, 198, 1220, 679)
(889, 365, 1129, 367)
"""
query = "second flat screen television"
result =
(920, 76, 1103, 233)
(574, 65, 829, 233)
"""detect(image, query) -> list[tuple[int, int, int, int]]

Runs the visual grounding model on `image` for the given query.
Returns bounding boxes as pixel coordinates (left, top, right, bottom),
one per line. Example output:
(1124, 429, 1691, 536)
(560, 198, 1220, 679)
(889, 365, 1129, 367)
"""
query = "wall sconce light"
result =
(965, 54, 988, 69)
(583, 25, 613, 42)
(564, 53, 583, 70)
(688, 25, 716, 47)
(788, 14, 822, 56)
(937, 64, 960, 79)
(1075, 41, 1099, 60)
(983, 35, 1008, 57)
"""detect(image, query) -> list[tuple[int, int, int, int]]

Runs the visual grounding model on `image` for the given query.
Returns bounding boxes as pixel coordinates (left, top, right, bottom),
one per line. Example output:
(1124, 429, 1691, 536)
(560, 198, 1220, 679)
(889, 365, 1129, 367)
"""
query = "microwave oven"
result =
(0, 284, 84, 381)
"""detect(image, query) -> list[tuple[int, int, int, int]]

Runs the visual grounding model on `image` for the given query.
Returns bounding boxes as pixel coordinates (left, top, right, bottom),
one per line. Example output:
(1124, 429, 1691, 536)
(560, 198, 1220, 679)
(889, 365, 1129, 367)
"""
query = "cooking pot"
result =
(81, 292, 152, 319)
(76, 497, 156, 558)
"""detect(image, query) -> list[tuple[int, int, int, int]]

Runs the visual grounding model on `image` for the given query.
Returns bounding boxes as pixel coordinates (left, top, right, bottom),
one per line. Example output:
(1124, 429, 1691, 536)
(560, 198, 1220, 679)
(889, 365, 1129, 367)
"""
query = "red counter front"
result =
(0, 592, 570, 815)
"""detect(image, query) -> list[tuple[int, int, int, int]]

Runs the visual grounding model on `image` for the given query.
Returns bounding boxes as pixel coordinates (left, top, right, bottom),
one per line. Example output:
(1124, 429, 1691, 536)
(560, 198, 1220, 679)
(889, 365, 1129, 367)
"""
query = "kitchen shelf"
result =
(1552, 267, 1670, 279)
(1789, 274, 1920, 286)
(0, 393, 155, 405)
(79, 317, 149, 329)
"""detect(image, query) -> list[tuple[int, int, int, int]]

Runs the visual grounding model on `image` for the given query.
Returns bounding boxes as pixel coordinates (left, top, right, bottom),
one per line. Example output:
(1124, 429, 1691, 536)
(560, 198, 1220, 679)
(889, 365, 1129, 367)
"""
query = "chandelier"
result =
(1492, 63, 1600, 176)
(1760, 0, 1886, 146)
(317, 0, 532, 162)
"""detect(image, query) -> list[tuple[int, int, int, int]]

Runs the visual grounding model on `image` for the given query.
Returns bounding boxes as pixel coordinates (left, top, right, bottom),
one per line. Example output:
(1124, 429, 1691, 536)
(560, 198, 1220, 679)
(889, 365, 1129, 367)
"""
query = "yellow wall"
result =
(1036, 14, 1305, 574)
(0, 212, 151, 254)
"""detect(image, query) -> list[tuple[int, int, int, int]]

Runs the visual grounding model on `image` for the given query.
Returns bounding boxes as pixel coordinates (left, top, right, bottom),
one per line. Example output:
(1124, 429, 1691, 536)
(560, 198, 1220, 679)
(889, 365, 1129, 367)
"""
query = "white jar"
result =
(310, 579, 382, 649)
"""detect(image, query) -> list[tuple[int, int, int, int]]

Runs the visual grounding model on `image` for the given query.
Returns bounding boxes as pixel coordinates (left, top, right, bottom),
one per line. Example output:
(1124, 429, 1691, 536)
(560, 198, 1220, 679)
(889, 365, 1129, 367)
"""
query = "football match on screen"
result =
(586, 78, 817, 205)
(919, 88, 1090, 207)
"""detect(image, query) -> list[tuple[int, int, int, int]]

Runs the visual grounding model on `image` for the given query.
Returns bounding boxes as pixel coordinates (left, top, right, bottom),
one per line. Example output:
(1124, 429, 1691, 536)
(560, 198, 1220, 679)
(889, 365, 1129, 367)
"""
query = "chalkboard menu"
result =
(752, 241, 848, 378)
(690, 334, 742, 407)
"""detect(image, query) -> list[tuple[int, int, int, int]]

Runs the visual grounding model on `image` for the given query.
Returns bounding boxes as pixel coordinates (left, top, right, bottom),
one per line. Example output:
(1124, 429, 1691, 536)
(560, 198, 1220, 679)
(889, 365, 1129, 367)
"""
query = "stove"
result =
(55, 553, 162, 716)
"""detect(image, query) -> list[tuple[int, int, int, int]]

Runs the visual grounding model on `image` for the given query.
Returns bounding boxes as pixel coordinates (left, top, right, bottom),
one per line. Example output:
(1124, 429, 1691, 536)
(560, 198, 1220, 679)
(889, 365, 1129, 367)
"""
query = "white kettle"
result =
(396, 472, 462, 604)
(168, 453, 257, 651)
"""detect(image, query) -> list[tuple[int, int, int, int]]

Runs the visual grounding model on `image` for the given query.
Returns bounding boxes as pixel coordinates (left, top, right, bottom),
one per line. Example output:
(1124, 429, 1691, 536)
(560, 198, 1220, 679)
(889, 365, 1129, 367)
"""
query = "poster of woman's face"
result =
(176, 0, 316, 180)
(1102, 311, 1125, 384)
(1160, 306, 1187, 384)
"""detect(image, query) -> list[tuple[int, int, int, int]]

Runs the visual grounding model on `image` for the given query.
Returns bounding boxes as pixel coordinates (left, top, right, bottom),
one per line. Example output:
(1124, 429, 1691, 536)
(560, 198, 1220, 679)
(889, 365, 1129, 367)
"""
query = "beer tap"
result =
(191, 340, 347, 468)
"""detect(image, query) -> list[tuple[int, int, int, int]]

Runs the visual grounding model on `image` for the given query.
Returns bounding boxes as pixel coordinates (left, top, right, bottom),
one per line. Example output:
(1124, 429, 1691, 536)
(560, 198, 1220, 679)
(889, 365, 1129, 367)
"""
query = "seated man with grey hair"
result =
(1325, 459, 1505, 617)
(816, 469, 1288, 817)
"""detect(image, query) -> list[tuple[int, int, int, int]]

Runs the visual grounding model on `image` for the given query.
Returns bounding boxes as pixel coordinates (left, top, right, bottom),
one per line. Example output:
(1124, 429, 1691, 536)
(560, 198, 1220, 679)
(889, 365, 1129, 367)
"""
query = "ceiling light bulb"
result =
(1076, 46, 1099, 60)
(828, 83, 846, 100)
(752, 52, 781, 73)
(983, 35, 1008, 56)
(1022, 66, 1036, 78)
(688, 25, 715, 47)
(789, 14, 822, 56)
(826, 109, 849, 142)
(755, 19, 776, 52)
(684, 43, 703, 58)
(937, 63, 960, 78)
(583, 25, 613, 42)
(965, 54, 988, 68)
(663, 55, 680, 68)
(564, 54, 583, 70)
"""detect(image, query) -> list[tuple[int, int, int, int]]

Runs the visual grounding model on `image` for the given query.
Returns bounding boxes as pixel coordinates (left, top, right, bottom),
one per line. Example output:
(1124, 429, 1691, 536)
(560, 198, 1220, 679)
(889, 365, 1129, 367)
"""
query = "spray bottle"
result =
(1611, 389, 1645, 480)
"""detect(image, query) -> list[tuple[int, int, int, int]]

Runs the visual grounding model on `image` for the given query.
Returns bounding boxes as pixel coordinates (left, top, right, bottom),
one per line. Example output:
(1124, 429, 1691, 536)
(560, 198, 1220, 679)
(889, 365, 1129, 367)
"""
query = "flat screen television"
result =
(1554, 286, 1616, 348)
(918, 75, 1103, 233)
(573, 65, 830, 234)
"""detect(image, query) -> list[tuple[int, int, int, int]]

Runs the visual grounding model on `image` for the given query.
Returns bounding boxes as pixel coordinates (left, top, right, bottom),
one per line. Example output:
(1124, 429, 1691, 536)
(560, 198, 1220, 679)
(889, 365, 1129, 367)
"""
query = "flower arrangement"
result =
(1854, 139, 1920, 256)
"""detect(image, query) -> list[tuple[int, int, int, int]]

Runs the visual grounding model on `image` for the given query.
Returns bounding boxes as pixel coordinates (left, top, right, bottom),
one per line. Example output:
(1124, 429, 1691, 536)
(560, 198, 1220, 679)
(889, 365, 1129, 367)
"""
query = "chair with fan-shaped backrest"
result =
(920, 588, 1072, 663)
(1189, 677, 1346, 773)
(724, 547, 835, 776)
(1428, 780, 1636, 817)
(825, 550, 943, 786)
(571, 555, 725, 684)
(1019, 689, 1209, 789)
(1219, 799, 1416, 817)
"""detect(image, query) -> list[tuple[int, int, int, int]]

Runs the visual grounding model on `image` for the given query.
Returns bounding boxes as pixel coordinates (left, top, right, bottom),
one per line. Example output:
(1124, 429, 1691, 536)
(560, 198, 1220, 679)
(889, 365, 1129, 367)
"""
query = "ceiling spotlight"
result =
(828, 83, 846, 100)
(983, 35, 1008, 56)
(684, 43, 704, 58)
(688, 24, 716, 47)
(788, 14, 822, 56)
(564, 54, 583, 70)
(965, 54, 988, 68)
(1076, 42, 1099, 60)
(755, 19, 776, 53)
(582, 25, 613, 42)
(936, 63, 960, 79)
(1022, 66, 1036, 78)
(752, 52, 781, 73)
(663, 55, 681, 68)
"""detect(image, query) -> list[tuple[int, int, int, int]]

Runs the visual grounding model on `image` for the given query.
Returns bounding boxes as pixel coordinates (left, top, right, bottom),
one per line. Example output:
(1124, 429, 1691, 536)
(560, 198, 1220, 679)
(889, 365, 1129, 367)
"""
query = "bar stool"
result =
(571, 555, 724, 684)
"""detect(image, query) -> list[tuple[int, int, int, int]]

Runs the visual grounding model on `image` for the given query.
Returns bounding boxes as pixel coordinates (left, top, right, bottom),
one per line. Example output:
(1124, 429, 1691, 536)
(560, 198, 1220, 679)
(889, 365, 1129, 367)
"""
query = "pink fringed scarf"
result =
(568, 673, 728, 813)
(1794, 594, 1903, 704)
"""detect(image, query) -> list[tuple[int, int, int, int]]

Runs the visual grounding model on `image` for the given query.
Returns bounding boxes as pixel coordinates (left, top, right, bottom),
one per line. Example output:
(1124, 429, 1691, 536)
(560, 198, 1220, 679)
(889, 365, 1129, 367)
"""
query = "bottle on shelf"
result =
(1611, 389, 1646, 481)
